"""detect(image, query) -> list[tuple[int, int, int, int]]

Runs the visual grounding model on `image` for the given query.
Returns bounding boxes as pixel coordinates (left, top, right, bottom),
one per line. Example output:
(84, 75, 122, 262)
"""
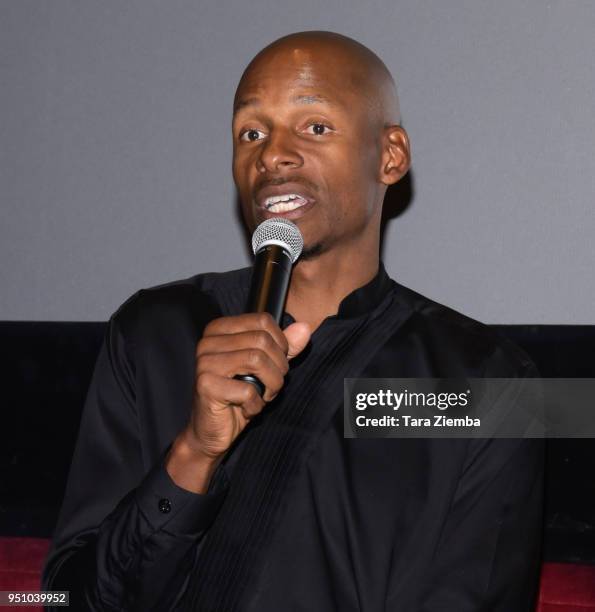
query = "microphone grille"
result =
(252, 218, 304, 263)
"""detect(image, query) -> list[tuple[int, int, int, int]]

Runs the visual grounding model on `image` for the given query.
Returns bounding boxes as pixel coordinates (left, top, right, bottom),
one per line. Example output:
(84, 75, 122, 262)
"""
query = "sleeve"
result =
(41, 309, 229, 611)
(418, 351, 545, 611)
(418, 437, 545, 612)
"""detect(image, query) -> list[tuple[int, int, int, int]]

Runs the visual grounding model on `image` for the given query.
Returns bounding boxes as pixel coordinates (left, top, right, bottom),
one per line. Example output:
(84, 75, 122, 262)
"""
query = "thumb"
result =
(284, 322, 312, 359)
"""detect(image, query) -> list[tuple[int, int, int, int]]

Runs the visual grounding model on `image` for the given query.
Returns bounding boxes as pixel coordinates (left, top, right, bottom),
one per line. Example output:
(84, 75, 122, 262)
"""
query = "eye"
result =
(240, 128, 266, 142)
(305, 123, 332, 136)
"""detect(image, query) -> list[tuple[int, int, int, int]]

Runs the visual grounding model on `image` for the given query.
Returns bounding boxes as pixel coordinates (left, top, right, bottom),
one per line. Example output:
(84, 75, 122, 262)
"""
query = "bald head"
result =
(235, 31, 401, 130)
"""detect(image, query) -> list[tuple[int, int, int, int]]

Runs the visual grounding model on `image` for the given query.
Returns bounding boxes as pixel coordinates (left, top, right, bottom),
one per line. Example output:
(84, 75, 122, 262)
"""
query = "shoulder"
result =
(109, 266, 252, 340)
(390, 280, 536, 376)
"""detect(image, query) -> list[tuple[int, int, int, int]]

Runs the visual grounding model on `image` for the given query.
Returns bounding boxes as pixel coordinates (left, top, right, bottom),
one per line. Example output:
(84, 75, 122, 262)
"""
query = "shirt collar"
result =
(281, 261, 393, 327)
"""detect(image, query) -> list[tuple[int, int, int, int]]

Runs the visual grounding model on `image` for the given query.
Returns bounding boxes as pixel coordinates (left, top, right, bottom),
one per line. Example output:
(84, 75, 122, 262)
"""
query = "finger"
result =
(196, 330, 289, 375)
(196, 371, 265, 417)
(203, 313, 289, 354)
(197, 348, 285, 402)
(284, 322, 312, 359)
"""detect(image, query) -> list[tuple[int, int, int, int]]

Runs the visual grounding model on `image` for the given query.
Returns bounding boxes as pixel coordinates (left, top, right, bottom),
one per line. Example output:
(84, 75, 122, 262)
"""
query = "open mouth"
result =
(263, 193, 309, 213)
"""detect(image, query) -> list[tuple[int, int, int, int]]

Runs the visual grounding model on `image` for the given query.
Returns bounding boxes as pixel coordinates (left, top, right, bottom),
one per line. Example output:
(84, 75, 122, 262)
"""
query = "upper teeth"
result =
(265, 193, 306, 212)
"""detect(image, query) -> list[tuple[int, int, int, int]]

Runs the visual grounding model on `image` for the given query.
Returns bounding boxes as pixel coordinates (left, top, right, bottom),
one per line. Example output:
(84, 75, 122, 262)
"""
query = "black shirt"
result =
(42, 263, 544, 611)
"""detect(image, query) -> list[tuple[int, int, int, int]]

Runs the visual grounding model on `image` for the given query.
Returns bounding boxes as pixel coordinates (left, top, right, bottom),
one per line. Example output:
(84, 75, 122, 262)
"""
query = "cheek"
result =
(329, 144, 379, 220)
(231, 155, 245, 189)
(232, 157, 257, 224)
(341, 133, 378, 177)
(335, 149, 374, 197)
(232, 144, 253, 176)
(232, 155, 256, 198)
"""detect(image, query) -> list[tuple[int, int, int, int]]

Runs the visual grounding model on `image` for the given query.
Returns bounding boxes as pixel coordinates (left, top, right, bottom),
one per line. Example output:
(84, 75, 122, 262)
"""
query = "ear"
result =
(379, 126, 411, 185)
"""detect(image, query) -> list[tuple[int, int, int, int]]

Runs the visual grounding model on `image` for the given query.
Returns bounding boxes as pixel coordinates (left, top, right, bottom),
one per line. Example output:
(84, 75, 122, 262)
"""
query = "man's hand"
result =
(166, 313, 311, 493)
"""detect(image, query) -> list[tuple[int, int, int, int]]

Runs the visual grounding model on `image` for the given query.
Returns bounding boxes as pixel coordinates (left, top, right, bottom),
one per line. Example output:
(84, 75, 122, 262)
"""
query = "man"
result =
(43, 31, 544, 611)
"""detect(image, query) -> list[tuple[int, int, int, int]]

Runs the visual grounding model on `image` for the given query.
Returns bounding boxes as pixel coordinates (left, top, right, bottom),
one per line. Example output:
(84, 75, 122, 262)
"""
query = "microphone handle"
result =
(234, 244, 293, 397)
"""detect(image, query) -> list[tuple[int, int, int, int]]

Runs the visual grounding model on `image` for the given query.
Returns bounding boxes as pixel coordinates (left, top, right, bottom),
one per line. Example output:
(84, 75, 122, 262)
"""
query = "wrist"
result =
(165, 430, 223, 494)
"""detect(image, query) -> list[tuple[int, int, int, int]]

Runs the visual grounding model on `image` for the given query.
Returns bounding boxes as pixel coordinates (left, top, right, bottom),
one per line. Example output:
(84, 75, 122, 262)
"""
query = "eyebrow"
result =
(233, 93, 335, 113)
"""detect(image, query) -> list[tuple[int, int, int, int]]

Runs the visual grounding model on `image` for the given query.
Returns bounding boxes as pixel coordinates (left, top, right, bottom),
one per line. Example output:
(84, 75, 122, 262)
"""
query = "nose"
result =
(256, 128, 303, 174)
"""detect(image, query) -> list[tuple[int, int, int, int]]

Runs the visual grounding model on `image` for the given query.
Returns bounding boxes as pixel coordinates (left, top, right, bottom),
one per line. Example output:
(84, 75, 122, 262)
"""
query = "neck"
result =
(285, 244, 380, 332)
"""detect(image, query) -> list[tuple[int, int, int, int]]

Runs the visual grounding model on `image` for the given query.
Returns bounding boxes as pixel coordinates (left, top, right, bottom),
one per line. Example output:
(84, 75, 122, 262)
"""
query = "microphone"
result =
(234, 218, 304, 396)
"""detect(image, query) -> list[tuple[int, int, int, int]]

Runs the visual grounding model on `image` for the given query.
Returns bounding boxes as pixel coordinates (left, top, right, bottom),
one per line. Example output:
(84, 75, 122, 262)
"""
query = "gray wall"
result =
(2, 1, 594, 323)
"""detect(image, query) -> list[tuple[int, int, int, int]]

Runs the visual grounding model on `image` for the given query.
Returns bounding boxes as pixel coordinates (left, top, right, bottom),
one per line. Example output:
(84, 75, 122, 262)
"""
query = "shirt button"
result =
(158, 498, 171, 514)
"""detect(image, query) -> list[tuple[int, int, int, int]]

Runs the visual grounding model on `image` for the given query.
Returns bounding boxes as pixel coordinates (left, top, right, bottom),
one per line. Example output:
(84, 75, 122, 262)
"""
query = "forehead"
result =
(234, 46, 366, 112)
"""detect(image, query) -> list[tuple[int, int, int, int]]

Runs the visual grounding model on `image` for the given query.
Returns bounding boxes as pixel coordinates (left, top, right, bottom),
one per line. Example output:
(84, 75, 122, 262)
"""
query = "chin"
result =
(299, 242, 325, 261)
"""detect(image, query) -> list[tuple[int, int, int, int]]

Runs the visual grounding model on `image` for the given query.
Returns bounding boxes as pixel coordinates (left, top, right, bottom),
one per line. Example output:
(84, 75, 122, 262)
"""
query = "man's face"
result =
(232, 47, 384, 259)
